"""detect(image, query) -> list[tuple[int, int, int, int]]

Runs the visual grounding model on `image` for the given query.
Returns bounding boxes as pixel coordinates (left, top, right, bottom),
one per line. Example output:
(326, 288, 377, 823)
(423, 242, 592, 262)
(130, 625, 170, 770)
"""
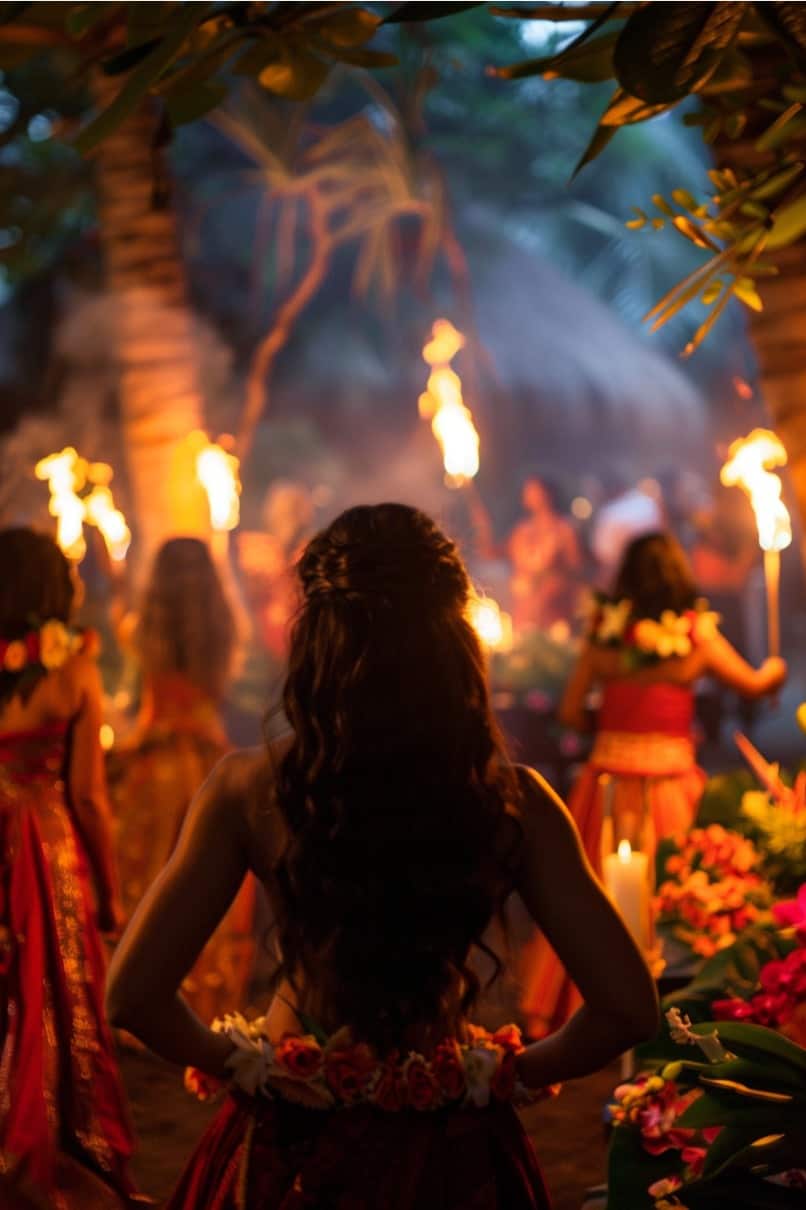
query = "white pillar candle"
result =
(603, 840, 650, 951)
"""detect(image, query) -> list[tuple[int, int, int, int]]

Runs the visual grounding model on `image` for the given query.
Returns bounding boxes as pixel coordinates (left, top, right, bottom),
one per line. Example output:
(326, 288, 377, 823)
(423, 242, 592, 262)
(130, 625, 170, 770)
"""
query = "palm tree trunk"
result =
(92, 74, 209, 573)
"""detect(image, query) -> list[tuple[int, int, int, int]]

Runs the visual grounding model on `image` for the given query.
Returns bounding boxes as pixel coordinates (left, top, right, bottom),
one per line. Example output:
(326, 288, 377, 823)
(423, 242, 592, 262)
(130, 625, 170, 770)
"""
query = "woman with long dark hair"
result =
(107, 504, 658, 1209)
(0, 529, 137, 1209)
(522, 531, 786, 1040)
(109, 536, 254, 1024)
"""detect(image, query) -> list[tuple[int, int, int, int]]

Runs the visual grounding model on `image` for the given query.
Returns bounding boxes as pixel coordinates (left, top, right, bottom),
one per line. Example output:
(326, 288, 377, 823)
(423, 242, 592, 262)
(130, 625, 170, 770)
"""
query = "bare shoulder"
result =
(512, 764, 578, 848)
(226, 735, 293, 878)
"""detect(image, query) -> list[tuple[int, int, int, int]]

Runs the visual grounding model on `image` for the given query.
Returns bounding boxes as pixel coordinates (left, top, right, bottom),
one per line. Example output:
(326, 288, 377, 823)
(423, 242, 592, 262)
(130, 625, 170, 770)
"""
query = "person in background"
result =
(522, 532, 786, 1039)
(509, 475, 582, 632)
(589, 477, 664, 589)
(0, 529, 137, 1209)
(106, 503, 658, 1210)
(109, 537, 254, 1025)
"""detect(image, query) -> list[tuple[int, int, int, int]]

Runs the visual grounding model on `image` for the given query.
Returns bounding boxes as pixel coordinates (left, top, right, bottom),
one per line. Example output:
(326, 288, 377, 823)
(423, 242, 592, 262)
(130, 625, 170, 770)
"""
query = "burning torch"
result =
(720, 428, 791, 658)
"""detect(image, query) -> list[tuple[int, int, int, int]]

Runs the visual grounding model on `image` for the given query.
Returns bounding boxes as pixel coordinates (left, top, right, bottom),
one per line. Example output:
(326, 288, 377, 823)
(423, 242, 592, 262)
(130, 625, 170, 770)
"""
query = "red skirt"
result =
(167, 1093, 552, 1210)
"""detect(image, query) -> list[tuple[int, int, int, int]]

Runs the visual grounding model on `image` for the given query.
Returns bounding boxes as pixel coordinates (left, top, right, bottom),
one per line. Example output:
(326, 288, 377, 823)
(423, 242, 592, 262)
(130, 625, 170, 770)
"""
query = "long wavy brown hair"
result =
(269, 504, 521, 1049)
(613, 532, 699, 620)
(137, 537, 236, 702)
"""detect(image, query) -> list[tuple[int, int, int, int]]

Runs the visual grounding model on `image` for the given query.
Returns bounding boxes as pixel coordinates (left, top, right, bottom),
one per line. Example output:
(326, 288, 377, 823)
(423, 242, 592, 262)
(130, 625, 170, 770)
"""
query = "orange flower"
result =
(371, 1062, 405, 1112)
(3, 640, 26, 673)
(404, 1056, 440, 1111)
(492, 1024, 524, 1055)
(431, 1039, 466, 1101)
(274, 1034, 323, 1080)
(184, 1066, 223, 1103)
(491, 1051, 517, 1101)
(324, 1042, 376, 1103)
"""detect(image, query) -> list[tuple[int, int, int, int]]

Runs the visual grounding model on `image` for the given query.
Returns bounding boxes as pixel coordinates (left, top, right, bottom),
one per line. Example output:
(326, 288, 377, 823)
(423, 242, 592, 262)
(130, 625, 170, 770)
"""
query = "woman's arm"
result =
(67, 655, 123, 932)
(514, 769, 659, 1088)
(702, 633, 786, 697)
(558, 641, 596, 731)
(105, 751, 260, 1076)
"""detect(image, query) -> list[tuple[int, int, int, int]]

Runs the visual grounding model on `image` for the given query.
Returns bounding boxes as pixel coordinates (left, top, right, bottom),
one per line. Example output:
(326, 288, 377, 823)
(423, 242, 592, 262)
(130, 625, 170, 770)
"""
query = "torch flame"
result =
(35, 448, 130, 562)
(419, 319, 479, 488)
(84, 484, 132, 562)
(720, 428, 792, 552)
(35, 447, 87, 561)
(468, 593, 513, 653)
(193, 433, 241, 532)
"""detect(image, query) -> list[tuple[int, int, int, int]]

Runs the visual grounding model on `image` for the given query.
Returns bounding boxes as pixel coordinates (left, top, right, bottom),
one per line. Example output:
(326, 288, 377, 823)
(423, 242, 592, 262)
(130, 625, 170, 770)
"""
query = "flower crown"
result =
(185, 1014, 559, 1113)
(588, 594, 719, 666)
(0, 620, 94, 676)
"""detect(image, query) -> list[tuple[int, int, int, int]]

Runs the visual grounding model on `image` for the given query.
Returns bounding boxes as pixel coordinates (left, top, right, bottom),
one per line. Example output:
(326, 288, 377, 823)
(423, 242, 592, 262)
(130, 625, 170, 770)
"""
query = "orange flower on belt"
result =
(324, 1039, 376, 1103)
(492, 1024, 524, 1055)
(432, 1038, 466, 1100)
(403, 1055, 440, 1111)
(275, 1034, 323, 1079)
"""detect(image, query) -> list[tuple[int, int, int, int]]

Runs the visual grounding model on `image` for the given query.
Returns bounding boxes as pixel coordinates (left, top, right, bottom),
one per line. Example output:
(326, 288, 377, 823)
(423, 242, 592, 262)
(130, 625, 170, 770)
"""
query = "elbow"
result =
(615, 988, 661, 1048)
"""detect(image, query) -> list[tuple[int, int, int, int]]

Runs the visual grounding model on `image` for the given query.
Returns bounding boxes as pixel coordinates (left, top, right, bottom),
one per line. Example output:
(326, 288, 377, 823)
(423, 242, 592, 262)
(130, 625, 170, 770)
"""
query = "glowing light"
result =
(720, 429, 792, 552)
(36, 448, 130, 563)
(84, 485, 131, 562)
(468, 593, 513, 653)
(618, 839, 632, 864)
(571, 496, 592, 520)
(99, 724, 115, 750)
(193, 432, 241, 532)
(35, 447, 87, 560)
(419, 319, 479, 488)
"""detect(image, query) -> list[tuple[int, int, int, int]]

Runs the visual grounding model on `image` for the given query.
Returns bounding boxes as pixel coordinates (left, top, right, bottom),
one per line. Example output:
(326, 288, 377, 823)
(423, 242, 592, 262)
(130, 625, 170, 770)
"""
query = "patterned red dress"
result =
(0, 723, 137, 1209)
(167, 1091, 551, 1210)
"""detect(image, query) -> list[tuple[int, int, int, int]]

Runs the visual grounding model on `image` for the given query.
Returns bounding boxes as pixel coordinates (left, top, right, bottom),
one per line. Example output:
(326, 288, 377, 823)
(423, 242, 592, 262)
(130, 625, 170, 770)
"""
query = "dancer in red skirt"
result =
(108, 504, 659, 1209)
(0, 529, 138, 1209)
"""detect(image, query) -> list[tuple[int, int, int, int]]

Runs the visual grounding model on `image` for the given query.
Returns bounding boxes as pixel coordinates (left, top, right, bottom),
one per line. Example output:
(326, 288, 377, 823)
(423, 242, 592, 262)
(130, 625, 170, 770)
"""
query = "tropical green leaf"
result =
(701, 1126, 782, 1177)
(600, 87, 676, 127)
(315, 7, 380, 48)
(74, 4, 209, 155)
(165, 79, 227, 127)
(702, 1021, 806, 1071)
(613, 2, 746, 104)
(755, 102, 806, 151)
(676, 1089, 793, 1129)
(259, 47, 329, 102)
(572, 122, 617, 175)
(493, 31, 618, 83)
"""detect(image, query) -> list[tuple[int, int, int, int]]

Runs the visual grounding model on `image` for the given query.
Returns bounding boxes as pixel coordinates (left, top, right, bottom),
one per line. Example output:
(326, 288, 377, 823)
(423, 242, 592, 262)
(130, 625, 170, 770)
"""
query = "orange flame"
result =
(84, 484, 132, 562)
(468, 593, 513, 653)
(720, 428, 792, 552)
(35, 447, 87, 560)
(419, 319, 479, 488)
(193, 433, 241, 532)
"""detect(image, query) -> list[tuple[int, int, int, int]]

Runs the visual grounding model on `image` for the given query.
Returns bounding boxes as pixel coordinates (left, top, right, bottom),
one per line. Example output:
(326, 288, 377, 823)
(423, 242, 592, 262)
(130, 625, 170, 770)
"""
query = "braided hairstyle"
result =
(270, 503, 520, 1049)
(613, 532, 698, 621)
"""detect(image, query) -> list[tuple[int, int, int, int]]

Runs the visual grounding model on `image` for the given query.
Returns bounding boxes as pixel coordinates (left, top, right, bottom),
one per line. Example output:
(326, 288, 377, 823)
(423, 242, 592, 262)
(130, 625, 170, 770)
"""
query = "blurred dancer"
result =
(522, 532, 785, 1038)
(109, 537, 254, 1023)
(0, 529, 137, 1208)
(509, 476, 581, 631)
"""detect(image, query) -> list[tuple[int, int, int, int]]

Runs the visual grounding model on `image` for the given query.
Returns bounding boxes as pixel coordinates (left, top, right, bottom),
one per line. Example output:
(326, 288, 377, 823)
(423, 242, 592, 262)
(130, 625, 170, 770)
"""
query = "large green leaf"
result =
(700, 1124, 777, 1177)
(600, 88, 677, 126)
(259, 45, 329, 102)
(74, 3, 209, 154)
(572, 122, 617, 176)
(606, 1123, 677, 1210)
(613, 2, 746, 104)
(676, 1089, 795, 1129)
(701, 1020, 806, 1072)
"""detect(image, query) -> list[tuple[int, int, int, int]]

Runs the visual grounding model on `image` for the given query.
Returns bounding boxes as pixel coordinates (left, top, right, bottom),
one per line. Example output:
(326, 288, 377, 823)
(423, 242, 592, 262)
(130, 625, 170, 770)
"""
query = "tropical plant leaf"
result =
(700, 1125, 778, 1177)
(494, 31, 618, 83)
(613, 2, 746, 104)
(315, 7, 380, 48)
(74, 4, 209, 154)
(600, 87, 677, 127)
(165, 79, 227, 127)
(383, 2, 481, 24)
(101, 37, 162, 76)
(675, 1089, 793, 1129)
(701, 1021, 806, 1072)
(765, 193, 806, 248)
(572, 122, 617, 175)
(755, 2, 806, 67)
(259, 47, 329, 102)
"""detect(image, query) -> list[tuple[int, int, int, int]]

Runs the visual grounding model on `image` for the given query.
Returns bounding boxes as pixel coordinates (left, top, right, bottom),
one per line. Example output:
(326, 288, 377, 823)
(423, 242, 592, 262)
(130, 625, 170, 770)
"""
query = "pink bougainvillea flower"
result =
(773, 884, 806, 931)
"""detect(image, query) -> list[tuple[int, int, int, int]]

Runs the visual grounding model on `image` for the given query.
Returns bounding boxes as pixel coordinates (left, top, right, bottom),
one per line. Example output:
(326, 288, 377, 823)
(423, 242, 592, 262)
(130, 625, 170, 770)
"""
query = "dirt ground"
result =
(121, 1048, 618, 1210)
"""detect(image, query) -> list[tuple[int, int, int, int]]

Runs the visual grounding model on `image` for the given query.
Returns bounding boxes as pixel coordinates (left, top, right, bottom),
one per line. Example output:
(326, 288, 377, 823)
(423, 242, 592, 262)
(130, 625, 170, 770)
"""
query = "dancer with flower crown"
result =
(522, 532, 786, 1040)
(107, 504, 658, 1210)
(0, 529, 138, 1209)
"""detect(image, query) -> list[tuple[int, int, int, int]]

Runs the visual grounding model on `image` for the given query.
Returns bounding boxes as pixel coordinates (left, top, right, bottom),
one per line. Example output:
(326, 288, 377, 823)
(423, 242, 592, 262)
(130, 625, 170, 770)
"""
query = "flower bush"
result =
(654, 826, 772, 958)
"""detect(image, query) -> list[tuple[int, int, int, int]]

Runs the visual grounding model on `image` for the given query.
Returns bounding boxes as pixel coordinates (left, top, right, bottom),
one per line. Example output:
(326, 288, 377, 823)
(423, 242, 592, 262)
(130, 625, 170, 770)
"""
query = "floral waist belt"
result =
(186, 1014, 559, 1113)
(591, 730, 696, 777)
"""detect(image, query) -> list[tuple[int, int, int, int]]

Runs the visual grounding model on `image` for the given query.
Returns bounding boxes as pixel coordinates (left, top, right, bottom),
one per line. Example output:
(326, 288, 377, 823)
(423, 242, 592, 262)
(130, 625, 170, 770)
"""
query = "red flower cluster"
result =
(712, 941, 806, 1047)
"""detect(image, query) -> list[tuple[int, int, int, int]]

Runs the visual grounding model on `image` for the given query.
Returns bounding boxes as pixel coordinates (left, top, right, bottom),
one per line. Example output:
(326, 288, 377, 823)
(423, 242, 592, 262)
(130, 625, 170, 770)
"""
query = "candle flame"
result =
(468, 593, 513, 653)
(193, 433, 241, 532)
(36, 448, 130, 563)
(419, 319, 479, 488)
(720, 429, 792, 552)
(617, 839, 632, 863)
